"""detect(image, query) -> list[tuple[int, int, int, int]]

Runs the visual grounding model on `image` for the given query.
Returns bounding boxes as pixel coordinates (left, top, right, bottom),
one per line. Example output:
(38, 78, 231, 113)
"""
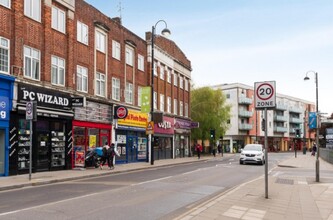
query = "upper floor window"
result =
(95, 30, 106, 53)
(160, 65, 165, 80)
(173, 99, 177, 115)
(0, 37, 9, 74)
(0, 0, 10, 8)
(95, 72, 106, 97)
(226, 93, 230, 99)
(153, 61, 157, 76)
(112, 40, 121, 60)
(184, 79, 189, 91)
(52, 6, 66, 33)
(77, 21, 88, 45)
(138, 54, 144, 71)
(167, 68, 171, 83)
(51, 56, 65, 86)
(125, 47, 134, 66)
(180, 101, 183, 116)
(138, 86, 142, 106)
(125, 82, 133, 104)
(160, 94, 164, 111)
(77, 65, 88, 92)
(24, 0, 41, 22)
(179, 76, 184, 89)
(154, 92, 157, 110)
(24, 46, 40, 80)
(167, 97, 171, 113)
(112, 77, 120, 101)
(173, 73, 178, 86)
(185, 103, 188, 117)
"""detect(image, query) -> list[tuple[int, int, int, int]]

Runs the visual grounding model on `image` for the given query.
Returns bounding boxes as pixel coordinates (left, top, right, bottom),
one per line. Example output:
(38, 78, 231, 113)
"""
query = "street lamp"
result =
(304, 70, 319, 182)
(150, 20, 171, 165)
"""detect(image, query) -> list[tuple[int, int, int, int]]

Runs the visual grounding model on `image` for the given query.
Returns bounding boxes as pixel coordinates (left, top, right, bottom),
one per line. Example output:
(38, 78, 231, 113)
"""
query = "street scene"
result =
(0, 0, 333, 220)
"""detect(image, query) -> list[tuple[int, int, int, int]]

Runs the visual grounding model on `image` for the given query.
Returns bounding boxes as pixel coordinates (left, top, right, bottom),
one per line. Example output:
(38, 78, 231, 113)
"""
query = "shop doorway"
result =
(36, 131, 50, 171)
(0, 129, 5, 175)
(127, 136, 138, 162)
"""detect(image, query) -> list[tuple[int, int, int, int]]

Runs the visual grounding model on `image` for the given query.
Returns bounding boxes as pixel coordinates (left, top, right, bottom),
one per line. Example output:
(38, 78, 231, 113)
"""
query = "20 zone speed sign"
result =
(254, 81, 276, 109)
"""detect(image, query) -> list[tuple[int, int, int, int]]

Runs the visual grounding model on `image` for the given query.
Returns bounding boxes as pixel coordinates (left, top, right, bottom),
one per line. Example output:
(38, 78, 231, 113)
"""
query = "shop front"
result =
(9, 83, 74, 175)
(0, 74, 15, 176)
(153, 116, 174, 160)
(116, 109, 148, 164)
(174, 118, 191, 158)
(72, 100, 112, 168)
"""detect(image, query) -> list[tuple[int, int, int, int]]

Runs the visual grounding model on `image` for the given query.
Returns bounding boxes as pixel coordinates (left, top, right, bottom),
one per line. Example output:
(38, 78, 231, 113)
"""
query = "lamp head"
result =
(161, 28, 171, 37)
(304, 76, 310, 81)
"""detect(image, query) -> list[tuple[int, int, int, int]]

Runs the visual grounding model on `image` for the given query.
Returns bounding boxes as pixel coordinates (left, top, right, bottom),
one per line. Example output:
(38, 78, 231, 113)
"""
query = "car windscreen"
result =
(244, 145, 262, 151)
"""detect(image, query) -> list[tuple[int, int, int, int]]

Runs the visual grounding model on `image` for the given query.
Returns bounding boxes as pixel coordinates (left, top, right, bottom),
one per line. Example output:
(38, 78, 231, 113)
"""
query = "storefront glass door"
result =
(127, 136, 137, 162)
(36, 131, 50, 171)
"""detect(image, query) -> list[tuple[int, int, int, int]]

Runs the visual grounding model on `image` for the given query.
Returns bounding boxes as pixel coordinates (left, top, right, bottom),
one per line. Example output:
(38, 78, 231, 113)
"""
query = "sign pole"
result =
(29, 119, 32, 181)
(264, 108, 268, 199)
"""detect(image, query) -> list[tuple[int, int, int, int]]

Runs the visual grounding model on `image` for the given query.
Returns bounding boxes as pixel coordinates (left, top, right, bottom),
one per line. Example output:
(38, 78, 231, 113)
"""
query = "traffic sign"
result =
(146, 121, 154, 135)
(254, 81, 276, 109)
(26, 101, 33, 120)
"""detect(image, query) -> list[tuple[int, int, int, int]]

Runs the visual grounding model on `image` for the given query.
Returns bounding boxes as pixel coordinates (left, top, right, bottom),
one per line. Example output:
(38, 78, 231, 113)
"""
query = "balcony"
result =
(239, 123, 253, 130)
(273, 126, 288, 133)
(289, 117, 303, 124)
(275, 104, 288, 111)
(274, 115, 288, 122)
(239, 97, 253, 105)
(289, 106, 303, 113)
(239, 110, 253, 118)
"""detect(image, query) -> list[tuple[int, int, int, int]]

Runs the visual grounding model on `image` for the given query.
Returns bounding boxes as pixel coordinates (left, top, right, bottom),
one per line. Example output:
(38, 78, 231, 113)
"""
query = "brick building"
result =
(0, 0, 192, 176)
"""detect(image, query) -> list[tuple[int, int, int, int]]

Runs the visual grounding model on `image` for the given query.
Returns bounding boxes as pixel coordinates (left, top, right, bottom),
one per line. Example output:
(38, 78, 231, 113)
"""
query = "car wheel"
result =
(240, 160, 243, 165)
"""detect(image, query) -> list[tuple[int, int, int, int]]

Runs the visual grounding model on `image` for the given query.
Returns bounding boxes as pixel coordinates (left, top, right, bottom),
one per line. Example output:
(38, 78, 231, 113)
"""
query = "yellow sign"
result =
(118, 109, 148, 128)
(146, 121, 154, 135)
(89, 135, 96, 148)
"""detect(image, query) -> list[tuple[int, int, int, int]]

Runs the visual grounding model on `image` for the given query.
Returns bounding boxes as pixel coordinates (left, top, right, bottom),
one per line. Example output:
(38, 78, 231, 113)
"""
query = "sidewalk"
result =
(178, 154, 333, 220)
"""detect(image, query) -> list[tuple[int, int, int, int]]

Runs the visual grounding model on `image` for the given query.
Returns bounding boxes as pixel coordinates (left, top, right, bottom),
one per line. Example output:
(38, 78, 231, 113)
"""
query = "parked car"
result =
(239, 144, 265, 165)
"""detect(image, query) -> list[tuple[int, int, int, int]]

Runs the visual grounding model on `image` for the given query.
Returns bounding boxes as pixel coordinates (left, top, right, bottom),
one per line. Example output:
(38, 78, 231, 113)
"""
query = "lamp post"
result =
(150, 20, 171, 165)
(304, 70, 319, 182)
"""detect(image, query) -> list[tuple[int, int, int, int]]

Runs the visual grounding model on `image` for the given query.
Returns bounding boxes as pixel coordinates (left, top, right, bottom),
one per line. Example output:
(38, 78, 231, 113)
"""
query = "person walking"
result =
(195, 143, 203, 159)
(108, 143, 120, 169)
(100, 142, 110, 170)
(311, 143, 317, 156)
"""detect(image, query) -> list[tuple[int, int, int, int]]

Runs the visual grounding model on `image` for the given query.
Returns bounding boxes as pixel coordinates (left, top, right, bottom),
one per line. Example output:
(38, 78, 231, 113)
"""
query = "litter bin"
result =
(303, 147, 307, 155)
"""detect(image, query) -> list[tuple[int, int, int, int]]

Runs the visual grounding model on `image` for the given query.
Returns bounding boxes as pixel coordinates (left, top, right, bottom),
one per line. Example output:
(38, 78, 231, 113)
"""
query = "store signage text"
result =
(22, 90, 69, 106)
(117, 110, 148, 128)
(158, 121, 172, 129)
(0, 96, 9, 121)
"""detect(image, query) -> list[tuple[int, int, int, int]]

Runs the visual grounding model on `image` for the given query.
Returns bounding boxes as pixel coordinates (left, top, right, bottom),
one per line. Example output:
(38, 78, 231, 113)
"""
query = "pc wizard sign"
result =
(254, 81, 276, 109)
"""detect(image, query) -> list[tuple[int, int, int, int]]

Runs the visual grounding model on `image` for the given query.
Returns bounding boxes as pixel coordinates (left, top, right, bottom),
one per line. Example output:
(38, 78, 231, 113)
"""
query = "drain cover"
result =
(275, 178, 294, 185)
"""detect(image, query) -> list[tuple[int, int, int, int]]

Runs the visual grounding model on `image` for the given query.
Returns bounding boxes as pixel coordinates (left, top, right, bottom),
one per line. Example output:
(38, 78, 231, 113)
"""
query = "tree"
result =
(191, 86, 231, 142)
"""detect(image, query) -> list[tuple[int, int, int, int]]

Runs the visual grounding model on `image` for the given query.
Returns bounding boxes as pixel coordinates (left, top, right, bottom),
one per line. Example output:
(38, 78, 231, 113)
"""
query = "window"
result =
(173, 73, 178, 86)
(138, 86, 142, 106)
(52, 6, 66, 33)
(96, 30, 106, 53)
(77, 65, 88, 92)
(160, 94, 164, 111)
(160, 65, 165, 80)
(112, 78, 120, 101)
(77, 21, 88, 45)
(95, 72, 105, 97)
(24, 0, 41, 21)
(185, 103, 188, 117)
(125, 82, 133, 104)
(180, 101, 183, 116)
(153, 61, 157, 76)
(167, 68, 171, 83)
(226, 94, 230, 99)
(179, 76, 184, 89)
(167, 97, 171, 113)
(51, 56, 65, 86)
(154, 92, 157, 110)
(138, 54, 144, 71)
(125, 47, 134, 66)
(174, 99, 177, 115)
(0, 0, 10, 8)
(24, 46, 40, 80)
(0, 37, 9, 74)
(112, 40, 121, 60)
(185, 79, 189, 91)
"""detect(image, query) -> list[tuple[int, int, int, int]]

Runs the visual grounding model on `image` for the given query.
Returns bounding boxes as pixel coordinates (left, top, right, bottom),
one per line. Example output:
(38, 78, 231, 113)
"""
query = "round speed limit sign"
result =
(255, 81, 276, 109)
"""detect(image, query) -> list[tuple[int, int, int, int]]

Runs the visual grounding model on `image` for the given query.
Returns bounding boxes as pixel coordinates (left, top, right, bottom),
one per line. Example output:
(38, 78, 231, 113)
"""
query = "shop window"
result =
(88, 128, 99, 148)
(74, 127, 86, 150)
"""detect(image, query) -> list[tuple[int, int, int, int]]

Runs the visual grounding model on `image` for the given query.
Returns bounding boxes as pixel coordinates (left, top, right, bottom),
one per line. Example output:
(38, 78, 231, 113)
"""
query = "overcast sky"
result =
(86, 0, 333, 115)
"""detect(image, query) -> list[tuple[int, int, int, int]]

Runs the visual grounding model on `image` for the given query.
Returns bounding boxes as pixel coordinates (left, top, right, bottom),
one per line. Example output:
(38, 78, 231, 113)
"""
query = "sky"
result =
(85, 0, 333, 115)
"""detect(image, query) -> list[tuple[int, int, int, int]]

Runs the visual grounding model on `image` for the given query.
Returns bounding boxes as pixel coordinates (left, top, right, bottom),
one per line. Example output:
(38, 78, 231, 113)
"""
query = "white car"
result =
(239, 144, 265, 165)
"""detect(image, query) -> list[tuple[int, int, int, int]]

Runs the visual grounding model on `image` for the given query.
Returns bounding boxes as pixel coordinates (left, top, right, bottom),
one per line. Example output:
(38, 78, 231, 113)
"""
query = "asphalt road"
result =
(0, 153, 292, 220)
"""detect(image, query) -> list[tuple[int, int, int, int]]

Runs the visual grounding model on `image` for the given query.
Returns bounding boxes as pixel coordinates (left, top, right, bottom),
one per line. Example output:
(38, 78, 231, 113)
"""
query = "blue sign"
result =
(0, 96, 9, 121)
(308, 112, 317, 129)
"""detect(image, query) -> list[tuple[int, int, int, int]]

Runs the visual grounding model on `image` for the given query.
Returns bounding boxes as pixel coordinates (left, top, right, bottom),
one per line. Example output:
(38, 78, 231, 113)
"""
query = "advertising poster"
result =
(75, 150, 85, 167)
(89, 135, 96, 148)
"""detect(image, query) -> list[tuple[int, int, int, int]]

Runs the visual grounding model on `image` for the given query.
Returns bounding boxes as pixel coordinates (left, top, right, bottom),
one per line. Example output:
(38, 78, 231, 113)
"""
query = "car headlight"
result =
(241, 153, 245, 156)
(256, 153, 262, 156)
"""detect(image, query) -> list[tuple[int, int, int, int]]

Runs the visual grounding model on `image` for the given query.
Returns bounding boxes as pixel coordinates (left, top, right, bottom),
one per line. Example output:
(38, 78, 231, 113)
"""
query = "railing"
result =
(289, 107, 303, 113)
(239, 123, 253, 130)
(239, 110, 253, 118)
(276, 104, 287, 111)
(289, 117, 303, 123)
(273, 126, 288, 133)
(239, 97, 253, 105)
(274, 115, 288, 122)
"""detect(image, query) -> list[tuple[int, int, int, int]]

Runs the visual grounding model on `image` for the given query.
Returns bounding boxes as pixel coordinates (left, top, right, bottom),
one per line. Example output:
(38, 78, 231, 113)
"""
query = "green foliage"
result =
(191, 86, 231, 141)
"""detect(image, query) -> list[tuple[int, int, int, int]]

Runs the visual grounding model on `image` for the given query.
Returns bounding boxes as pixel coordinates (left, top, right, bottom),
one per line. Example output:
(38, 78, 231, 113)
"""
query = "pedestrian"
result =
(111, 143, 120, 169)
(195, 143, 203, 159)
(217, 142, 222, 155)
(100, 142, 110, 170)
(108, 143, 120, 169)
(311, 143, 317, 156)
